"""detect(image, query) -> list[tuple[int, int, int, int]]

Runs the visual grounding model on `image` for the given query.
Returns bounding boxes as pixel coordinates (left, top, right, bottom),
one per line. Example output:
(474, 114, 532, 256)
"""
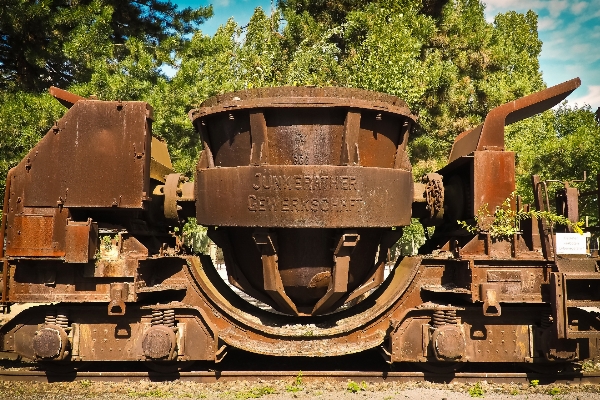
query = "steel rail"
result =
(1, 369, 600, 384)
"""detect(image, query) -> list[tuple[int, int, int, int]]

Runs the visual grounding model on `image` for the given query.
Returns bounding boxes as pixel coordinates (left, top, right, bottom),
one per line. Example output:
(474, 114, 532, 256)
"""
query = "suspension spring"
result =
(432, 310, 445, 328)
(163, 309, 175, 328)
(432, 309, 458, 328)
(45, 313, 56, 325)
(444, 309, 457, 324)
(151, 310, 163, 326)
(55, 311, 69, 329)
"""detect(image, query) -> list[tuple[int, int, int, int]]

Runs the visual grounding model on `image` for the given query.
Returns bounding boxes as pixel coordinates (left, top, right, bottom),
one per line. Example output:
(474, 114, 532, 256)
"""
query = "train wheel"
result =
(144, 360, 196, 373)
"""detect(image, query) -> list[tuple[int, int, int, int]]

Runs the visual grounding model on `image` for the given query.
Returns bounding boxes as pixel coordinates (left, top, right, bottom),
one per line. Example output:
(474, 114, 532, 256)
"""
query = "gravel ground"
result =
(1, 378, 600, 400)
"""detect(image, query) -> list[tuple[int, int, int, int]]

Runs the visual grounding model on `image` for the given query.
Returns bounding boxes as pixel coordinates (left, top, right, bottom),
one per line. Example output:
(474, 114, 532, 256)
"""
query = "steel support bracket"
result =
(312, 231, 360, 315)
(253, 229, 299, 316)
(108, 282, 129, 316)
(480, 283, 501, 316)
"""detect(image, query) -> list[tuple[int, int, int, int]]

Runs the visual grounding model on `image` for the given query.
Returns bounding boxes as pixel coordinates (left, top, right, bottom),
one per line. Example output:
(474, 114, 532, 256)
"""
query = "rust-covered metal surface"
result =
(195, 165, 412, 228)
(14, 100, 152, 209)
(190, 87, 416, 315)
(3, 79, 600, 371)
(448, 78, 581, 163)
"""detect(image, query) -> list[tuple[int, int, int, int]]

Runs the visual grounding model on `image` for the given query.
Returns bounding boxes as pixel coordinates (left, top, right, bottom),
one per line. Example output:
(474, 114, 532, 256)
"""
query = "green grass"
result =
(347, 380, 367, 393)
(468, 382, 485, 398)
(233, 385, 276, 399)
(286, 371, 304, 393)
(548, 387, 562, 395)
(128, 388, 170, 398)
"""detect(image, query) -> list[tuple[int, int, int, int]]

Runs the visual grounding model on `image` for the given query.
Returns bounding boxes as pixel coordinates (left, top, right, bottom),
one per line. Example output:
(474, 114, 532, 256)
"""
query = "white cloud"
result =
(484, 0, 532, 12)
(484, 0, 566, 16)
(546, 0, 570, 17)
(571, 1, 588, 14)
(569, 85, 600, 109)
(482, 0, 600, 111)
(214, 0, 231, 6)
(538, 16, 557, 31)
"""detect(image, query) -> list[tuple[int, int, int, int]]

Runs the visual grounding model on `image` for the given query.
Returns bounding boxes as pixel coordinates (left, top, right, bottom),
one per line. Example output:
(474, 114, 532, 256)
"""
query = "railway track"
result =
(2, 368, 600, 384)
(1, 351, 599, 384)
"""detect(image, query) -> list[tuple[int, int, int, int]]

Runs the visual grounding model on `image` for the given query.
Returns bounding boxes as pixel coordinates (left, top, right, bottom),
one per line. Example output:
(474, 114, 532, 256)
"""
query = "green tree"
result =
(275, 0, 544, 168)
(0, 0, 212, 92)
(0, 0, 554, 225)
(506, 104, 600, 222)
(0, 91, 65, 217)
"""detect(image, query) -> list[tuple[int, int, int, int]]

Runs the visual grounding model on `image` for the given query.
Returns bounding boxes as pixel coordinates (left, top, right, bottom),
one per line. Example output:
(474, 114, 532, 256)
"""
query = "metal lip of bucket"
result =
(189, 86, 417, 122)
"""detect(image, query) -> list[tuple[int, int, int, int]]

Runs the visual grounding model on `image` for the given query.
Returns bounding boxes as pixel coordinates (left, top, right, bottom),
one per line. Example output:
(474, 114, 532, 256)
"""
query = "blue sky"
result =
(176, 0, 600, 110)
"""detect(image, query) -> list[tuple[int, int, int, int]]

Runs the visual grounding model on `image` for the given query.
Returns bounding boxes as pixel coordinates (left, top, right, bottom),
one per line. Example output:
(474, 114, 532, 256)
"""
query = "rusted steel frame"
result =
(541, 180, 557, 259)
(551, 270, 600, 340)
(0, 168, 14, 306)
(196, 122, 215, 168)
(532, 175, 553, 259)
(252, 229, 299, 315)
(249, 111, 269, 165)
(49, 86, 85, 109)
(346, 230, 403, 304)
(449, 78, 581, 163)
(184, 256, 422, 356)
(206, 228, 276, 308)
(341, 110, 361, 166)
(394, 121, 412, 170)
(311, 231, 358, 315)
(556, 186, 580, 227)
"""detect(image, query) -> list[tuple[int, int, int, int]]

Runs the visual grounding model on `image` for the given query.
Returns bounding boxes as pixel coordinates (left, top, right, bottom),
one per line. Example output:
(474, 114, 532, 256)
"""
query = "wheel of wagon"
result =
(144, 360, 196, 374)
(413, 362, 464, 374)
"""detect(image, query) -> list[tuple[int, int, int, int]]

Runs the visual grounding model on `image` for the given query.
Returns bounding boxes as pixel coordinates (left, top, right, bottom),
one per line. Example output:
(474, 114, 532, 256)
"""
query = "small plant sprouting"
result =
(347, 380, 367, 393)
(530, 379, 540, 387)
(468, 381, 485, 398)
(459, 192, 583, 239)
(79, 379, 92, 388)
(286, 371, 304, 393)
(101, 235, 113, 250)
(548, 387, 561, 395)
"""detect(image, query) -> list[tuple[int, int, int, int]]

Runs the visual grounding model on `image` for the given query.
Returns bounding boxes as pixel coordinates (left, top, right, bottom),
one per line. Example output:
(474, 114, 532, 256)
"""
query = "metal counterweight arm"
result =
(448, 78, 581, 163)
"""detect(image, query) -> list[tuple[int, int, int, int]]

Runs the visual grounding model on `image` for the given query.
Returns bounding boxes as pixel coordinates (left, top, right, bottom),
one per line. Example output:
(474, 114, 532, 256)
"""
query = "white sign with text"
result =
(555, 233, 587, 255)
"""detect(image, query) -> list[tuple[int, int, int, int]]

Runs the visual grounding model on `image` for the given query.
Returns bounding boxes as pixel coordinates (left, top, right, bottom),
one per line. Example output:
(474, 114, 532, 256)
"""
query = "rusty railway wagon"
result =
(1, 77, 600, 372)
